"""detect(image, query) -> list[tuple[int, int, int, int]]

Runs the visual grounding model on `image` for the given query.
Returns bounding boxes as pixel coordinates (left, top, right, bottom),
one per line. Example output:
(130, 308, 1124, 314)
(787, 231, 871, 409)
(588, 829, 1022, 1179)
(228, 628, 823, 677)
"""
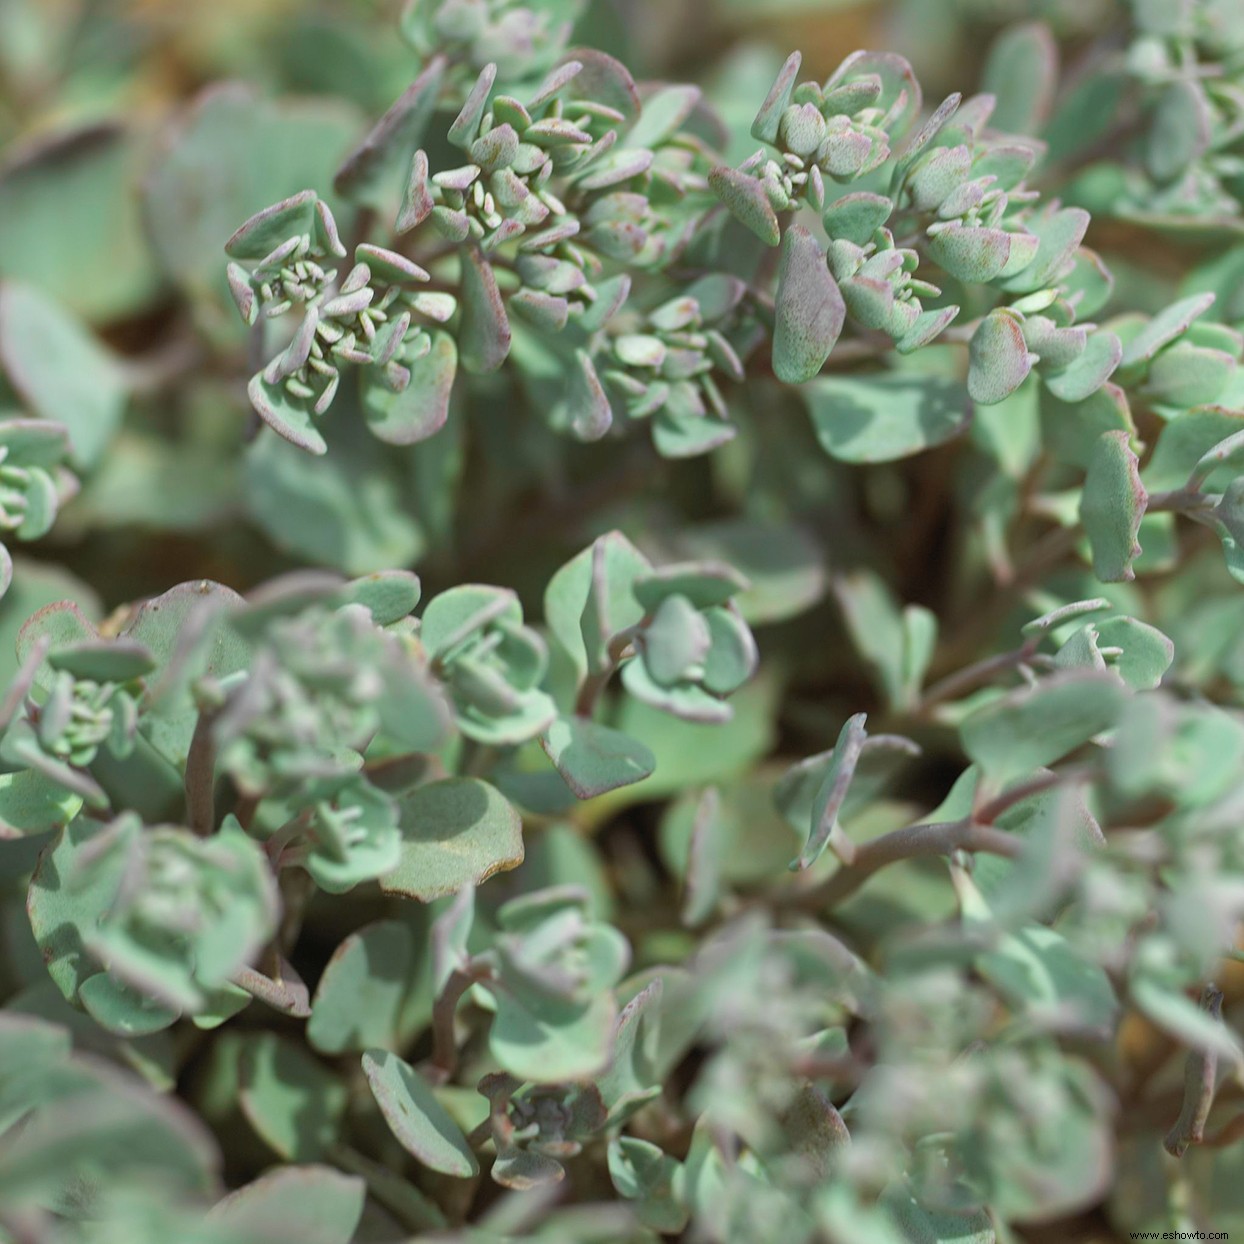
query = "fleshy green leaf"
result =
(210, 1166, 366, 1244)
(1080, 430, 1146, 583)
(772, 225, 845, 384)
(361, 1049, 479, 1177)
(969, 309, 1035, 406)
(540, 716, 655, 799)
(804, 373, 971, 463)
(238, 1033, 347, 1161)
(381, 778, 524, 900)
(960, 672, 1126, 788)
(709, 165, 781, 246)
(0, 283, 128, 468)
(308, 922, 416, 1055)
(459, 246, 511, 374)
(362, 331, 458, 445)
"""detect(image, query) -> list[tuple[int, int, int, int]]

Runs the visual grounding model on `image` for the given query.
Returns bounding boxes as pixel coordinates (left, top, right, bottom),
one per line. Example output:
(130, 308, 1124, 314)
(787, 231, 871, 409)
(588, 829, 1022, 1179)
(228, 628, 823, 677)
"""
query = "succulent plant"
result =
(4, 0, 1244, 1241)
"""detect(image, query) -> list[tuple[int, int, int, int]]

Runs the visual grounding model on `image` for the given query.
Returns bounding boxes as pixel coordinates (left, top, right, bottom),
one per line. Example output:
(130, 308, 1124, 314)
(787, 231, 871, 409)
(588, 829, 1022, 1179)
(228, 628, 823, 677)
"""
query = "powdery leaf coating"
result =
(708, 164, 781, 246)
(247, 373, 328, 456)
(772, 225, 845, 384)
(804, 373, 971, 463)
(209, 1166, 366, 1244)
(752, 51, 802, 144)
(362, 1049, 479, 1177)
(541, 715, 656, 799)
(238, 1033, 348, 1161)
(362, 331, 458, 445)
(961, 671, 1127, 789)
(381, 777, 524, 900)
(308, 921, 416, 1054)
(0, 283, 129, 469)
(823, 192, 893, 245)
(459, 245, 511, 374)
(969, 309, 1036, 406)
(1080, 430, 1146, 582)
(926, 223, 1014, 284)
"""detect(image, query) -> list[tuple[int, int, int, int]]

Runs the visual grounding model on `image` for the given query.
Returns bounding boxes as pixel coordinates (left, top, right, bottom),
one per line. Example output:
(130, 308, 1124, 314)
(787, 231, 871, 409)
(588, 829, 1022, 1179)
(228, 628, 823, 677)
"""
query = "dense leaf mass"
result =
(2, 0, 1244, 1241)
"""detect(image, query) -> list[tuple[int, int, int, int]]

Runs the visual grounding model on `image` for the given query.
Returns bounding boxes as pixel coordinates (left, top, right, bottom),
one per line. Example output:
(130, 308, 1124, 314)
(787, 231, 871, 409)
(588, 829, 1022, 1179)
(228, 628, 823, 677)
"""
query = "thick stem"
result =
(793, 819, 1023, 912)
(1164, 985, 1225, 1158)
(1148, 487, 1216, 516)
(427, 962, 494, 1084)
(574, 625, 643, 717)
(184, 707, 219, 835)
(974, 766, 1093, 823)
(916, 637, 1039, 715)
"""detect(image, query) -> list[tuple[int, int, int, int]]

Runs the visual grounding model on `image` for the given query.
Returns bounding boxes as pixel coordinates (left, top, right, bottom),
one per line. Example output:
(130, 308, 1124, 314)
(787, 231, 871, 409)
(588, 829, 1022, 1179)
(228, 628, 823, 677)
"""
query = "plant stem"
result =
(974, 765, 1093, 822)
(1164, 985, 1225, 1158)
(184, 707, 218, 835)
(792, 819, 1023, 912)
(574, 625, 643, 717)
(428, 962, 494, 1084)
(1148, 487, 1216, 516)
(916, 637, 1039, 714)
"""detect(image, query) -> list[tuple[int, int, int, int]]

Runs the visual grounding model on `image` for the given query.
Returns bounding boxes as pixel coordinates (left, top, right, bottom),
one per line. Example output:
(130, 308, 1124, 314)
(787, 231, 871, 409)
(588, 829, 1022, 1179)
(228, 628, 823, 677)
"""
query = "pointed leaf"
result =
(708, 165, 780, 246)
(772, 225, 845, 384)
(459, 246, 511, 373)
(1080, 430, 1146, 582)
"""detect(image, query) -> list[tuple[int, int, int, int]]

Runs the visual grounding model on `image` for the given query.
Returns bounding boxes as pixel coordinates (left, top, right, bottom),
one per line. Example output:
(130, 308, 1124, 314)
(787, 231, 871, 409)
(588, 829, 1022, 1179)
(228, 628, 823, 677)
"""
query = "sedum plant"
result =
(4, 0, 1244, 1241)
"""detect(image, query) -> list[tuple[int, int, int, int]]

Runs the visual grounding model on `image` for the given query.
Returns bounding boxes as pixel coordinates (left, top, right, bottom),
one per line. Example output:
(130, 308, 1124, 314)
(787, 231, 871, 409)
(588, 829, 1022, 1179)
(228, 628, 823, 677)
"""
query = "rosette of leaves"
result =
(226, 191, 457, 454)
(1120, 0, 1244, 222)
(399, 0, 586, 87)
(0, 418, 77, 599)
(620, 562, 758, 724)
(209, 597, 452, 798)
(419, 584, 558, 744)
(476, 1073, 608, 1189)
(475, 885, 632, 1080)
(394, 54, 720, 388)
(595, 274, 748, 456)
(710, 49, 1133, 410)
(710, 50, 921, 245)
(266, 772, 403, 896)
(0, 629, 153, 809)
(28, 812, 278, 1028)
(537, 532, 757, 800)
